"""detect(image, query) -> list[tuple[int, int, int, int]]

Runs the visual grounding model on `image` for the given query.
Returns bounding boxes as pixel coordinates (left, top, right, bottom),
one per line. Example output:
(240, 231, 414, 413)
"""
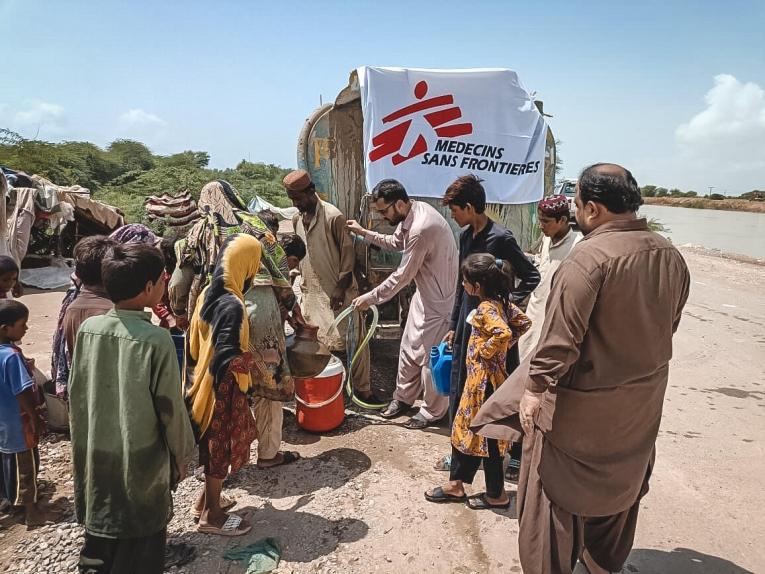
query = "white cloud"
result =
(676, 74, 765, 171)
(118, 109, 167, 127)
(5, 100, 66, 137)
(14, 100, 64, 124)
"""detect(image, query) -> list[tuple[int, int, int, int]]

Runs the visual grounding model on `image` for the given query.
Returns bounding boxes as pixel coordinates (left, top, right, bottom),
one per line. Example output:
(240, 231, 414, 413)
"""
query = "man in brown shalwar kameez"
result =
(471, 163, 690, 574)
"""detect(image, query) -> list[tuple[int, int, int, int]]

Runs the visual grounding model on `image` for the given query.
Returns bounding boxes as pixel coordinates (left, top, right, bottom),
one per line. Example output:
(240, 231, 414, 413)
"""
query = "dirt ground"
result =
(1, 246, 763, 574)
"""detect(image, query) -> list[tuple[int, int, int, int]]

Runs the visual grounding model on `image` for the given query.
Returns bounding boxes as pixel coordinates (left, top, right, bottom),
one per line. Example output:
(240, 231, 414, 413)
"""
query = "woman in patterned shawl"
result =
(171, 180, 302, 468)
(187, 234, 260, 536)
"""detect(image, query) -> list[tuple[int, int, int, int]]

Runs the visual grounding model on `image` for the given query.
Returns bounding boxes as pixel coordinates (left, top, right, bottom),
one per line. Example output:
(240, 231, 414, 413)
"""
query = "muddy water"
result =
(639, 204, 765, 259)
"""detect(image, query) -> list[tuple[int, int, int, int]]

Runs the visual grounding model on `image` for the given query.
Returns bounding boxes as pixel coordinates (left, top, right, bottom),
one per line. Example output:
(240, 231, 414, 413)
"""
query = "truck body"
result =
(295, 69, 555, 323)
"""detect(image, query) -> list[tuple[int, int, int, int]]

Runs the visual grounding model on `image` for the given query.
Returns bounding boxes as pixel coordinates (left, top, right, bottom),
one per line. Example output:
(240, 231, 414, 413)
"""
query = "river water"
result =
(638, 204, 765, 260)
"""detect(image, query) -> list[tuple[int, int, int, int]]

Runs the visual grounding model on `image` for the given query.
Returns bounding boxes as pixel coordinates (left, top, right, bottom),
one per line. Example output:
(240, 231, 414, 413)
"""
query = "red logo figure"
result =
(369, 81, 473, 165)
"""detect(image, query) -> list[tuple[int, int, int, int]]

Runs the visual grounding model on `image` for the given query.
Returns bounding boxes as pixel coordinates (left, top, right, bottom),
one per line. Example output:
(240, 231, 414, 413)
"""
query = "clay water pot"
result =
(287, 324, 332, 378)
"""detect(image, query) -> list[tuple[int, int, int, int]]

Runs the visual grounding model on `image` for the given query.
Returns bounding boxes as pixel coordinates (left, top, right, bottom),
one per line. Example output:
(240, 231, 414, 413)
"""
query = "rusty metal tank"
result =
(295, 69, 556, 312)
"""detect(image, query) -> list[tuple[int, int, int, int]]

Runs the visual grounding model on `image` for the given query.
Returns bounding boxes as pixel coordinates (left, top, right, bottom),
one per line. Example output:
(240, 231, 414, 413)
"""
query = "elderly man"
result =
(283, 170, 378, 403)
(473, 164, 690, 574)
(347, 179, 458, 429)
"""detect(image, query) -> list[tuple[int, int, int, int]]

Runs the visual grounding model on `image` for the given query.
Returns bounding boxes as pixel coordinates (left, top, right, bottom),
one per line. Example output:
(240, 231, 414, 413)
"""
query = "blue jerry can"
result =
(429, 342, 453, 396)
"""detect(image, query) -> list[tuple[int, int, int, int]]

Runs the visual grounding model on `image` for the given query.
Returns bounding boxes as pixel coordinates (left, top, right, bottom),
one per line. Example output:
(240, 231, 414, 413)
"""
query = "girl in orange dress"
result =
(426, 253, 530, 509)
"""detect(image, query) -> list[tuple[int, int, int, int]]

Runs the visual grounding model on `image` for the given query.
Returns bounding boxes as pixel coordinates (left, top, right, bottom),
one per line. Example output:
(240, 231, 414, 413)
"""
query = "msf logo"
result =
(369, 80, 473, 165)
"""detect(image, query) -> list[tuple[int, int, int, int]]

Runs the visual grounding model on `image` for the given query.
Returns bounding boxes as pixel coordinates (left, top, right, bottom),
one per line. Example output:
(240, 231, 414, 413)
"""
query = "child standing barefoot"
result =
(0, 300, 49, 527)
(426, 253, 531, 509)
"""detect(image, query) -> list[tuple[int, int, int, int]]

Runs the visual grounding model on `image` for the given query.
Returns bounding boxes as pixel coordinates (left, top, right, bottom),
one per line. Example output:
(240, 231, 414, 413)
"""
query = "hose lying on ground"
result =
(328, 304, 388, 410)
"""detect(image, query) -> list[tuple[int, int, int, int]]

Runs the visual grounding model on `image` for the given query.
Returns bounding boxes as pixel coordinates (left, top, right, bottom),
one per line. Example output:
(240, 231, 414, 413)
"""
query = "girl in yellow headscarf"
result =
(187, 233, 261, 536)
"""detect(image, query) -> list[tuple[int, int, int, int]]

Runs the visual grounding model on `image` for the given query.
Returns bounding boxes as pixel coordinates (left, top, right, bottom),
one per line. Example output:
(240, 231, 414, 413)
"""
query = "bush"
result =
(0, 137, 293, 223)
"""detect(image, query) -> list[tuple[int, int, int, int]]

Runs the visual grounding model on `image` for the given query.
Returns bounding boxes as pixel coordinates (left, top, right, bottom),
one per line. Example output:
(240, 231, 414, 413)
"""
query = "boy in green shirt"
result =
(69, 242, 195, 574)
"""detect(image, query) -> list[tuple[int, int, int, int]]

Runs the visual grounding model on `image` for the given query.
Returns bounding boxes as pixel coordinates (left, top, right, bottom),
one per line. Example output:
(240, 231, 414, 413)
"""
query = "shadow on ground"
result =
(173, 499, 368, 565)
(625, 547, 754, 573)
(226, 447, 372, 500)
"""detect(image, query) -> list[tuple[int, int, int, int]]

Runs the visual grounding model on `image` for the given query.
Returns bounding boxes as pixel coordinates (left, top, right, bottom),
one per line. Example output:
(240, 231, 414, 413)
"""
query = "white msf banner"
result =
(358, 66, 548, 205)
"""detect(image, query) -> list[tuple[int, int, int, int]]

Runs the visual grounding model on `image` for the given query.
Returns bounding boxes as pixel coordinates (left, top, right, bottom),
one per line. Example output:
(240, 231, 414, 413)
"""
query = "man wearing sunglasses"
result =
(347, 179, 458, 429)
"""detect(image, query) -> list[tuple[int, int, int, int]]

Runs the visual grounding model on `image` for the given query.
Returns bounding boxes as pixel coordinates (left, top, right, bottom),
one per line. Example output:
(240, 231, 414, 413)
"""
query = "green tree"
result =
(641, 185, 657, 197)
(162, 150, 210, 169)
(0, 135, 293, 223)
(107, 139, 155, 172)
(655, 187, 669, 197)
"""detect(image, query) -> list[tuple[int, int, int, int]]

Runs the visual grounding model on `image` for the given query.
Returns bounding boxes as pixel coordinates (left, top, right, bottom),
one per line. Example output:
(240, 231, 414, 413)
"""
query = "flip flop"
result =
(197, 513, 251, 537)
(191, 494, 236, 519)
(257, 451, 301, 469)
(404, 413, 429, 430)
(505, 465, 520, 484)
(433, 455, 452, 471)
(465, 493, 511, 510)
(424, 486, 467, 503)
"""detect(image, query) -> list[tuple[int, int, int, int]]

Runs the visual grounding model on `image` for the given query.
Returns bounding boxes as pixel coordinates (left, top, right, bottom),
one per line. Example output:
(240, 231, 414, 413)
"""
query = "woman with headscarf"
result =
(51, 224, 158, 397)
(171, 180, 302, 469)
(187, 233, 262, 536)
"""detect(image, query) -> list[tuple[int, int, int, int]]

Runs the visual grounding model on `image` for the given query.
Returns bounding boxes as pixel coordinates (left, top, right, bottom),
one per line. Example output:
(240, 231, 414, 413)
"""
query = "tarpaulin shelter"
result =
(1, 166, 124, 268)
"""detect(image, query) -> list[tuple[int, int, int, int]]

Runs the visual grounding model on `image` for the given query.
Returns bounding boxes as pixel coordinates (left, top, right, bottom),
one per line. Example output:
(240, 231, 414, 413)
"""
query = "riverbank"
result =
(2, 247, 763, 574)
(643, 196, 765, 213)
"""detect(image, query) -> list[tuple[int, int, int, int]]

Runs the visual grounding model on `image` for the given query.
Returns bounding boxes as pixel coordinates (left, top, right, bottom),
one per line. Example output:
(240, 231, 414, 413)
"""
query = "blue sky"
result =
(1, 0, 763, 193)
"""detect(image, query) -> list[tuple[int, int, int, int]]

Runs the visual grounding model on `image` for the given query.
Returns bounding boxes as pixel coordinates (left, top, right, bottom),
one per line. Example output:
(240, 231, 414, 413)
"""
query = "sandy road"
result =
(2, 246, 763, 573)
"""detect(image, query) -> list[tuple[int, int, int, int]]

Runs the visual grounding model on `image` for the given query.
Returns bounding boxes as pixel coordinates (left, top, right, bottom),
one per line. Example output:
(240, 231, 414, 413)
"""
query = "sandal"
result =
(424, 486, 467, 503)
(505, 465, 520, 484)
(404, 413, 429, 430)
(465, 493, 511, 510)
(192, 494, 236, 519)
(197, 513, 251, 537)
(433, 455, 451, 472)
(257, 451, 301, 469)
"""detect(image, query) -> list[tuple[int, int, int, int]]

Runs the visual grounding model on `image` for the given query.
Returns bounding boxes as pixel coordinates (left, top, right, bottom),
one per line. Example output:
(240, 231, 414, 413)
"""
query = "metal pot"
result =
(286, 324, 332, 378)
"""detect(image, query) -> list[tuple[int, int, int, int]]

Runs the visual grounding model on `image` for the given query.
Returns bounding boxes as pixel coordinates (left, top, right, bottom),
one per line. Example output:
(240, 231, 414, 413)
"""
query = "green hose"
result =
(329, 304, 388, 410)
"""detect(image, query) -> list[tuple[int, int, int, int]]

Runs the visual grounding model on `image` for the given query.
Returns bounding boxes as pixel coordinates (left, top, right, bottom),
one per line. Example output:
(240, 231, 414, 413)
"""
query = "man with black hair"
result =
(347, 179, 458, 427)
(62, 236, 116, 365)
(473, 163, 690, 574)
(69, 243, 195, 574)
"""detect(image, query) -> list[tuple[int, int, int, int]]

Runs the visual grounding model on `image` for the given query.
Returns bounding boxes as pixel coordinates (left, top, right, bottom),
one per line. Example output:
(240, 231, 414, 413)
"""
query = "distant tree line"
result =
(0, 130, 293, 222)
(640, 185, 763, 201)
